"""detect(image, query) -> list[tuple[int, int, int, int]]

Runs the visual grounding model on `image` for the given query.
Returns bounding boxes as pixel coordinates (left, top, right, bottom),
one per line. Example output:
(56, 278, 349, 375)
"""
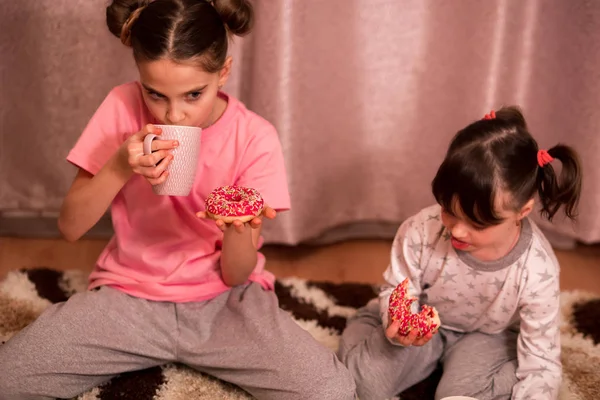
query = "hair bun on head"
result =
(211, 0, 254, 36)
(106, 0, 151, 45)
(120, 5, 146, 46)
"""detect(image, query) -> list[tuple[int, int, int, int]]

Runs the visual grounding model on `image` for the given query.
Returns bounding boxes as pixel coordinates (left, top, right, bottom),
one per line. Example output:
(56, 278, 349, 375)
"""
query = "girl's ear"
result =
(218, 56, 233, 88)
(518, 198, 535, 220)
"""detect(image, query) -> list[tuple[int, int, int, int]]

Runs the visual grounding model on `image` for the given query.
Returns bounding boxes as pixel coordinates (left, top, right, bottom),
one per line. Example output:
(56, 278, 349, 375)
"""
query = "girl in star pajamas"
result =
(338, 107, 582, 400)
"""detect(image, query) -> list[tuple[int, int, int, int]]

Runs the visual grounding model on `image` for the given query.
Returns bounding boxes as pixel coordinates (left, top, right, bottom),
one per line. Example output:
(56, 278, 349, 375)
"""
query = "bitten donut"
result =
(205, 185, 264, 223)
(388, 278, 441, 338)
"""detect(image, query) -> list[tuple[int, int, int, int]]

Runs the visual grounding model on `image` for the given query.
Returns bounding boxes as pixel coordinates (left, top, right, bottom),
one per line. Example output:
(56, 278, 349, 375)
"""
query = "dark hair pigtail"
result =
(536, 144, 582, 221)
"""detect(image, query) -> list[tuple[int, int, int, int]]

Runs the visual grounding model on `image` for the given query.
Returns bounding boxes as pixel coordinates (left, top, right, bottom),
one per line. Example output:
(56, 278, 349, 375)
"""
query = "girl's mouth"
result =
(451, 237, 470, 250)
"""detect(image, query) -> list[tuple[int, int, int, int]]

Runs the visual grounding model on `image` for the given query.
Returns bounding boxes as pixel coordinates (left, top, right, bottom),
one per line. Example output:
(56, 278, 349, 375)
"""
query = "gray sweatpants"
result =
(0, 283, 356, 400)
(338, 299, 518, 400)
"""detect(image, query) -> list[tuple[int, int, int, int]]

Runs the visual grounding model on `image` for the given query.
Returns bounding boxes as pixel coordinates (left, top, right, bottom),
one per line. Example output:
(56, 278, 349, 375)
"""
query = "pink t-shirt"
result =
(67, 82, 290, 302)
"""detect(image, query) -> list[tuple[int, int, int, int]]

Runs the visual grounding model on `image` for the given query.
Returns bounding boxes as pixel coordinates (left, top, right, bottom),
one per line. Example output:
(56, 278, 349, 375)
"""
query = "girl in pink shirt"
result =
(0, 1, 355, 399)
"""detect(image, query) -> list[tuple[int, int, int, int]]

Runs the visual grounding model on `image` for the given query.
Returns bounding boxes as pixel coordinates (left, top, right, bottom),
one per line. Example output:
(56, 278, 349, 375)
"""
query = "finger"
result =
(155, 152, 173, 170)
(262, 206, 277, 219)
(395, 336, 411, 347)
(135, 123, 162, 140)
(127, 141, 145, 163)
(196, 211, 208, 219)
(127, 143, 171, 167)
(215, 219, 227, 232)
(385, 320, 400, 340)
(233, 220, 245, 233)
(150, 139, 179, 152)
(144, 154, 172, 178)
(249, 217, 262, 229)
(394, 331, 414, 346)
(147, 171, 168, 186)
(410, 330, 421, 345)
(399, 329, 418, 346)
(138, 150, 171, 167)
(414, 332, 433, 347)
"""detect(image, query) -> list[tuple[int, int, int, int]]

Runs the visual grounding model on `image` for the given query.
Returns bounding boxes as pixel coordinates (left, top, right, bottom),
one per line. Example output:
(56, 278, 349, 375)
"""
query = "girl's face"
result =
(136, 57, 231, 128)
(440, 193, 534, 262)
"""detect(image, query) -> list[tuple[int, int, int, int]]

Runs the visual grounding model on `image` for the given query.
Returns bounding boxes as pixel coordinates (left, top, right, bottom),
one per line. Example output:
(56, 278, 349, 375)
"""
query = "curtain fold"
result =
(2, 0, 599, 245)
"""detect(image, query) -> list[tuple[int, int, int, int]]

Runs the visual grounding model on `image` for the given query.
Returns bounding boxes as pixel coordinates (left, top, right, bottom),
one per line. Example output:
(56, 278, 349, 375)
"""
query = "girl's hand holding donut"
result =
(386, 278, 440, 347)
(196, 186, 273, 233)
(385, 319, 434, 347)
(197, 206, 276, 233)
(119, 124, 179, 185)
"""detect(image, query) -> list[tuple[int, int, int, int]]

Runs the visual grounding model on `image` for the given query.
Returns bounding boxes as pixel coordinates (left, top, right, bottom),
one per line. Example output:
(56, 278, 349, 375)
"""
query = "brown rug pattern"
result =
(0, 268, 599, 400)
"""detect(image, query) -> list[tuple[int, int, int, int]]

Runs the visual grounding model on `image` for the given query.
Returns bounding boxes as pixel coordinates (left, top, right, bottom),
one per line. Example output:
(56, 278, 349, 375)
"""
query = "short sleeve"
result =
(66, 83, 143, 175)
(235, 122, 290, 211)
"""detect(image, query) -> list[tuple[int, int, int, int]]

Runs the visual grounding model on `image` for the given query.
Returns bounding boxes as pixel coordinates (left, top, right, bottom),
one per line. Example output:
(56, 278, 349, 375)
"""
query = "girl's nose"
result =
(451, 223, 468, 240)
(166, 107, 185, 124)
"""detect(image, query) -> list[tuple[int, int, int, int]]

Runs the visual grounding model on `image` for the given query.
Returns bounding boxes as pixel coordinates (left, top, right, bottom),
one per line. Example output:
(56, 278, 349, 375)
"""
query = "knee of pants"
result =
(340, 351, 392, 400)
(354, 377, 389, 400)
(276, 363, 356, 400)
(305, 361, 357, 400)
(306, 373, 357, 400)
(435, 376, 479, 400)
(435, 376, 504, 400)
(0, 348, 55, 400)
(435, 362, 516, 400)
(0, 367, 26, 400)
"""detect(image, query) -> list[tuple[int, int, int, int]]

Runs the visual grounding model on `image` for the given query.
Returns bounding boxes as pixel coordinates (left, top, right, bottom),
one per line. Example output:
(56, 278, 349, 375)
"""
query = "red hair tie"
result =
(482, 110, 496, 120)
(537, 149, 554, 167)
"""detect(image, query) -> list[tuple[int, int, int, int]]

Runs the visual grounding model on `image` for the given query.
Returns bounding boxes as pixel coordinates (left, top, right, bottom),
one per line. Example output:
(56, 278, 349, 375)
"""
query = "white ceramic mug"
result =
(143, 124, 202, 196)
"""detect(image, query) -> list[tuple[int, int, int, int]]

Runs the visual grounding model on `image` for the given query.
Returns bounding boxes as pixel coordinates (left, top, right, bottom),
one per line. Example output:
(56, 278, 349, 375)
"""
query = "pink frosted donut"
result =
(388, 278, 440, 338)
(205, 185, 264, 223)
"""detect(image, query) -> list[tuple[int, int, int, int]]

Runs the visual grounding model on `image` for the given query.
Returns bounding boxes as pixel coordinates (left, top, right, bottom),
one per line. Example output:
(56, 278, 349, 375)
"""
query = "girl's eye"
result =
(471, 219, 496, 231)
(147, 91, 164, 100)
(441, 208, 455, 219)
(187, 91, 202, 101)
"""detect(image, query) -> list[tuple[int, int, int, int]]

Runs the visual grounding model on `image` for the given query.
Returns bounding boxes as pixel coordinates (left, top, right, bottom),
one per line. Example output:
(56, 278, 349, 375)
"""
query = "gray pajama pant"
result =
(338, 299, 518, 400)
(0, 283, 356, 400)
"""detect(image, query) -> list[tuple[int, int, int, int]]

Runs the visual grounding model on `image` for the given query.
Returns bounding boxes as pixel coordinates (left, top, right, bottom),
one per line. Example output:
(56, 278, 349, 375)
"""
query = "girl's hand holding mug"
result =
(120, 124, 179, 185)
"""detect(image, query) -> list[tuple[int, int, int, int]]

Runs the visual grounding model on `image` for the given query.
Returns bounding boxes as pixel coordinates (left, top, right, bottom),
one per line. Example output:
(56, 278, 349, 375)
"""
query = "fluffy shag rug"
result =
(0, 268, 599, 400)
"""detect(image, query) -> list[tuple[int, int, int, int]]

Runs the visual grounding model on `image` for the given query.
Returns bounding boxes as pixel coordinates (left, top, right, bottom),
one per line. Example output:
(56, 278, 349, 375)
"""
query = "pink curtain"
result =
(2, 0, 600, 246)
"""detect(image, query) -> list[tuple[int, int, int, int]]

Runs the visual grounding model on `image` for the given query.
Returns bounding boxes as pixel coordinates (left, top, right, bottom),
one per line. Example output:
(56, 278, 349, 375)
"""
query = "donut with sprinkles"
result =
(205, 185, 264, 223)
(388, 278, 441, 338)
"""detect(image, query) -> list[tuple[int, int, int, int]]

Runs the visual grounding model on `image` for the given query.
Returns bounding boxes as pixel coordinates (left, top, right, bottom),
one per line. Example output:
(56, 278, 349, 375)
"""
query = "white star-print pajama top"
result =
(338, 205, 561, 400)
